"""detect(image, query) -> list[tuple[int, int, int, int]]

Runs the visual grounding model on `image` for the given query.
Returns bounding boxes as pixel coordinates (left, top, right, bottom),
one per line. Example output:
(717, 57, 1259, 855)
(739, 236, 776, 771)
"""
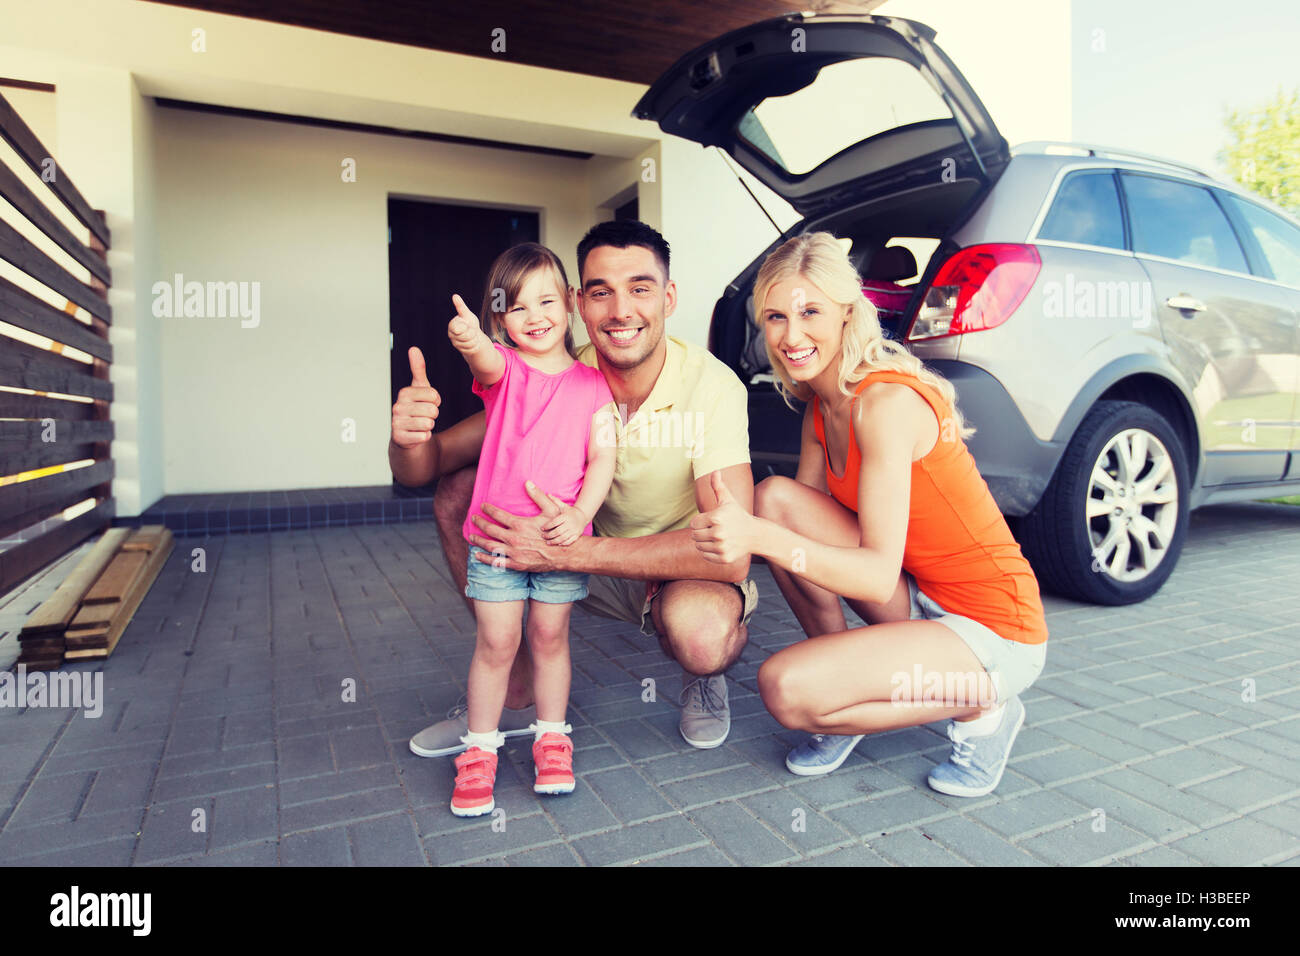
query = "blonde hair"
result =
(751, 232, 973, 438)
(479, 242, 577, 358)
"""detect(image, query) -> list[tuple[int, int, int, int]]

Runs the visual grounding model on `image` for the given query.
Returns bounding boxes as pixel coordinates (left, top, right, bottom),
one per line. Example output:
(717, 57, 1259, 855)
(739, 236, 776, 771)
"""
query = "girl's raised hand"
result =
(689, 472, 757, 564)
(448, 294, 484, 353)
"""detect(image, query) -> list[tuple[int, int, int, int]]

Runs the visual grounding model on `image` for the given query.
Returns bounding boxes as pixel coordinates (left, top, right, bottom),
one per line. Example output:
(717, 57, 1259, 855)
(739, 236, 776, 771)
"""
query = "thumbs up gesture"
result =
(689, 471, 756, 564)
(448, 294, 485, 354)
(391, 346, 441, 448)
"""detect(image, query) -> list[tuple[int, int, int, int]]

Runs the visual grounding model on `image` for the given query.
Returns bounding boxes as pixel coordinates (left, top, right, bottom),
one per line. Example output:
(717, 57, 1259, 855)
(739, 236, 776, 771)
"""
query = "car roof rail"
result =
(1013, 141, 1214, 179)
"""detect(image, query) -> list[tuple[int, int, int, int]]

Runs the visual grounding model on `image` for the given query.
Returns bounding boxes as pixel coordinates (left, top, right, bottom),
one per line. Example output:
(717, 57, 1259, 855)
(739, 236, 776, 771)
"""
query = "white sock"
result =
(952, 702, 1005, 739)
(461, 728, 505, 752)
(531, 719, 571, 741)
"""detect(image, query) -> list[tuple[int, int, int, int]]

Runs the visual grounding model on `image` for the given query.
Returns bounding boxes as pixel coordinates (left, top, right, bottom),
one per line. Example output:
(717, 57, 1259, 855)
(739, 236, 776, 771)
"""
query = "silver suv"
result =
(636, 13, 1300, 605)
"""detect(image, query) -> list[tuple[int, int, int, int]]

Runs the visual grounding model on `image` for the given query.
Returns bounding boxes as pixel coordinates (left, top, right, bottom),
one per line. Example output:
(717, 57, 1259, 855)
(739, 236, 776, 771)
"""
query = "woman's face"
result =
(761, 274, 847, 389)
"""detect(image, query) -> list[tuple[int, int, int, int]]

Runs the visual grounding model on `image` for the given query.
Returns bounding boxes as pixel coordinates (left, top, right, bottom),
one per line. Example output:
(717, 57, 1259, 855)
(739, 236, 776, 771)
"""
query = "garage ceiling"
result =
(142, 0, 889, 85)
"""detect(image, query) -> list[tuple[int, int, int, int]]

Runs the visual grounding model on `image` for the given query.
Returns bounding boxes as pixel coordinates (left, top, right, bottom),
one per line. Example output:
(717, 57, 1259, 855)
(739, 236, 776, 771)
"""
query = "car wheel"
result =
(1021, 400, 1189, 605)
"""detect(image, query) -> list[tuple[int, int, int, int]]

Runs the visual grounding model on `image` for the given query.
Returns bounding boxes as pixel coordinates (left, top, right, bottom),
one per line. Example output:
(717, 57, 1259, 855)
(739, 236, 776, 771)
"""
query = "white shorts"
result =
(906, 574, 1047, 703)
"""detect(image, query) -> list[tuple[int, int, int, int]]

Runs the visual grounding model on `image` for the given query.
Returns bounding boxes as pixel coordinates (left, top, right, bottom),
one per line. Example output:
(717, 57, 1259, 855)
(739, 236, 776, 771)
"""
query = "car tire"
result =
(1021, 400, 1189, 606)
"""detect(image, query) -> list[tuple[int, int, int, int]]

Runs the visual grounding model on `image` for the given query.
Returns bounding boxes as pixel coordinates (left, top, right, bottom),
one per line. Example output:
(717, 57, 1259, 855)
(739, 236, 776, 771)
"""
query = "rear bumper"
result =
(925, 361, 1064, 515)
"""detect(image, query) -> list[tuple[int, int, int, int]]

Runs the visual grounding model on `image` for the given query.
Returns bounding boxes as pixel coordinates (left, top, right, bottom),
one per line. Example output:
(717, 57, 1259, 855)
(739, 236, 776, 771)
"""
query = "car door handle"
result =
(1164, 294, 1207, 313)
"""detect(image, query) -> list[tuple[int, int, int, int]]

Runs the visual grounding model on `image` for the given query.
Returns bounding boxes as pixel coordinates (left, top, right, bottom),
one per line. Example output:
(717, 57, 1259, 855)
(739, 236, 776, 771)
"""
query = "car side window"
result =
(1038, 171, 1125, 250)
(1224, 195, 1300, 287)
(1122, 173, 1249, 273)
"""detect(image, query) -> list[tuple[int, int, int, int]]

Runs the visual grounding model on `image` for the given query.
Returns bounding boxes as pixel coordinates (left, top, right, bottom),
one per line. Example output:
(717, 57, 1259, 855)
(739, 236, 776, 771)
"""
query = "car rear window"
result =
(1224, 195, 1300, 287)
(1038, 171, 1124, 250)
(1122, 173, 1249, 273)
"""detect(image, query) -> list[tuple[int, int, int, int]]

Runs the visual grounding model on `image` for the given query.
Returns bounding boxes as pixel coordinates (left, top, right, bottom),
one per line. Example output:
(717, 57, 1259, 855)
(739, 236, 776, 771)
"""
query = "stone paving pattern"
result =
(1, 502, 1298, 866)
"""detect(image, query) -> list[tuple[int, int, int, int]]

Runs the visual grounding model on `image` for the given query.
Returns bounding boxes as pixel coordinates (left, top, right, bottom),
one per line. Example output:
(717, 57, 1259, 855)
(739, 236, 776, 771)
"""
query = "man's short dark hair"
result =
(577, 220, 671, 285)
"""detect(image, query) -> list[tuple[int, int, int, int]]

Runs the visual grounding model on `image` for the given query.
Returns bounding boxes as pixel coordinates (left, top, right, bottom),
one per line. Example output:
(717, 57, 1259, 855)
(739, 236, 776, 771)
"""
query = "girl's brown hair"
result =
(479, 242, 577, 358)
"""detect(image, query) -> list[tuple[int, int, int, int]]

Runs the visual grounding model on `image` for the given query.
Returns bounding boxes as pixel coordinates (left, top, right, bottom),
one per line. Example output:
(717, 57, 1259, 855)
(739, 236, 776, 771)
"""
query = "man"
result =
(389, 220, 757, 754)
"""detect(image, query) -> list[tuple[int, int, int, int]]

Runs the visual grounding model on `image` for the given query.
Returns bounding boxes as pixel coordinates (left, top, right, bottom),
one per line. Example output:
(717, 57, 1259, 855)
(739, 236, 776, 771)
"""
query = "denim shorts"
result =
(906, 573, 1047, 703)
(465, 545, 589, 604)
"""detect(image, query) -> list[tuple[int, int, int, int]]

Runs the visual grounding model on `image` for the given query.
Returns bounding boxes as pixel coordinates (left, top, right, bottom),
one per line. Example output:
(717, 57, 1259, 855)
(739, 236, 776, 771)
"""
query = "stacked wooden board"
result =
(16, 525, 174, 669)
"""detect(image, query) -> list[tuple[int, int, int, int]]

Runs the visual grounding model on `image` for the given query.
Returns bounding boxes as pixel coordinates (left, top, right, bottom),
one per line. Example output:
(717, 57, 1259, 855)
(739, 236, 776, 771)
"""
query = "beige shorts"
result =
(580, 574, 759, 638)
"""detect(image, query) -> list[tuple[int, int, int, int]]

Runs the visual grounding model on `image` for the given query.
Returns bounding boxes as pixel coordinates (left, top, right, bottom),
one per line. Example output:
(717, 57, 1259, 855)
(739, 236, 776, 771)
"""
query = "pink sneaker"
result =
(450, 746, 498, 817)
(532, 733, 575, 795)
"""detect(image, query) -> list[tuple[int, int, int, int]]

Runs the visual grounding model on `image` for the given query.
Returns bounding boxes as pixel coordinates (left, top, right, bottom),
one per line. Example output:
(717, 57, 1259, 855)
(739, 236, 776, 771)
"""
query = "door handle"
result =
(1164, 294, 1207, 314)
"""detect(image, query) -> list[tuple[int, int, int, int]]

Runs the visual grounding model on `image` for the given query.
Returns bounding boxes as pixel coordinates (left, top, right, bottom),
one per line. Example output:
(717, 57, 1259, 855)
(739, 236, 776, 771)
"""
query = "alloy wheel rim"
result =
(1086, 428, 1178, 583)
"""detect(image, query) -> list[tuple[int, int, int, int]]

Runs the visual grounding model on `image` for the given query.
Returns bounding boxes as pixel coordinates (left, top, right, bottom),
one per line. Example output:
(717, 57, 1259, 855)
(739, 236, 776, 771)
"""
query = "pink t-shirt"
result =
(462, 343, 614, 542)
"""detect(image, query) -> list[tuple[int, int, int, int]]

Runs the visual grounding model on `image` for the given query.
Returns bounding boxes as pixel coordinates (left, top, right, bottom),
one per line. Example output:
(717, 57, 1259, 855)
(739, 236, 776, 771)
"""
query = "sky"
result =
(1070, 0, 1300, 177)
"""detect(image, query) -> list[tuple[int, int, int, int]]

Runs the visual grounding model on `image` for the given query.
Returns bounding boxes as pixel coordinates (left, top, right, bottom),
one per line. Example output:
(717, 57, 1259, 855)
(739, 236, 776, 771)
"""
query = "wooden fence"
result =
(0, 89, 114, 594)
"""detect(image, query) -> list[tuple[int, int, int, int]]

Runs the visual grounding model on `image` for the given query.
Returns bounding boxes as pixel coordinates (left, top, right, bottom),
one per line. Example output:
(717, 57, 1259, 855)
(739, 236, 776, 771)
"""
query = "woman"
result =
(690, 233, 1048, 796)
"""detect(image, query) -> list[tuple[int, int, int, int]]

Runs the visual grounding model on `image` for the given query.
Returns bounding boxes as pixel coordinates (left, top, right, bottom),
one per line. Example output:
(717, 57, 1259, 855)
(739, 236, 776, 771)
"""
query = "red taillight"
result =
(906, 243, 1041, 341)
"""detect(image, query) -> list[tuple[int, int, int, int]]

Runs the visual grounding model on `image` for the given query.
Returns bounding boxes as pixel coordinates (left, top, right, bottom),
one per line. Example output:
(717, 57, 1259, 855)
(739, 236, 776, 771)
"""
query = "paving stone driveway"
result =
(1, 502, 1298, 866)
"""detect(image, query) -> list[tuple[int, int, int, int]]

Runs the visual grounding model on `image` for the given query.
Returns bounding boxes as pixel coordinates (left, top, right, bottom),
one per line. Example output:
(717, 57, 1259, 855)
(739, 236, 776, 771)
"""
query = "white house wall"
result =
(152, 106, 597, 494)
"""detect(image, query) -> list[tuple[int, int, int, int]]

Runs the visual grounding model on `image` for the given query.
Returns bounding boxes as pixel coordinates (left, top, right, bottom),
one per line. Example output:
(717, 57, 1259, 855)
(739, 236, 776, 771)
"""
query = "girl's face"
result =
(761, 274, 847, 389)
(499, 267, 572, 357)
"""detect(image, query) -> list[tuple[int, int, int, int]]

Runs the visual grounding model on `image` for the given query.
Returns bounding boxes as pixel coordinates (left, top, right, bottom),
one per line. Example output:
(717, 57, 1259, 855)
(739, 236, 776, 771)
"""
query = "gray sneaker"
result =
(679, 673, 730, 749)
(409, 697, 538, 758)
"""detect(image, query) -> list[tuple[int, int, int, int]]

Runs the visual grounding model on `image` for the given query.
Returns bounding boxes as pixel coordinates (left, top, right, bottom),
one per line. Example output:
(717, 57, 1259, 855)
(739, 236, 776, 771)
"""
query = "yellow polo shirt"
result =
(577, 336, 750, 539)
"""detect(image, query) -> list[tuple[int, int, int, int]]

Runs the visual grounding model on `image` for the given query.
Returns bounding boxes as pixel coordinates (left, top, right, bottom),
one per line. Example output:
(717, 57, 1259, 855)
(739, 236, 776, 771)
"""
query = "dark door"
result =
(388, 199, 539, 446)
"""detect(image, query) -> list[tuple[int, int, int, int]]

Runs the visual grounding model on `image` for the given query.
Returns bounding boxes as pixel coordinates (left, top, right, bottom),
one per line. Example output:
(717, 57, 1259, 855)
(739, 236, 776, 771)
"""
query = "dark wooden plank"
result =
(0, 273, 111, 359)
(0, 392, 97, 421)
(0, 93, 110, 245)
(0, 419, 113, 444)
(0, 497, 113, 595)
(65, 635, 108, 650)
(0, 215, 110, 320)
(0, 440, 99, 476)
(0, 335, 113, 401)
(0, 159, 109, 283)
(0, 79, 57, 93)
(0, 459, 113, 523)
(0, 486, 109, 538)
(0, 495, 85, 541)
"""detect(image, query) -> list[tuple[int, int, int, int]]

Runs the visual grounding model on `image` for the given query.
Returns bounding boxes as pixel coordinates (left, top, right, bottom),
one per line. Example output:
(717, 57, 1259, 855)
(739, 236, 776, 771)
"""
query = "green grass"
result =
(1264, 495, 1300, 505)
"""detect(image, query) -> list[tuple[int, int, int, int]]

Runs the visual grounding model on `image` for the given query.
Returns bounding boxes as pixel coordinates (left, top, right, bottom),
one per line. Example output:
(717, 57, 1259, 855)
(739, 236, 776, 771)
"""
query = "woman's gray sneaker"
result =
(784, 733, 866, 776)
(408, 699, 538, 757)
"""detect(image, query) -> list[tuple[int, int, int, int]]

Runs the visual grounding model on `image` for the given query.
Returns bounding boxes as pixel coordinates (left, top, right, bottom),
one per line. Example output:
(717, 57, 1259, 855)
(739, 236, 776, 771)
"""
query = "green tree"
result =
(1221, 87, 1300, 214)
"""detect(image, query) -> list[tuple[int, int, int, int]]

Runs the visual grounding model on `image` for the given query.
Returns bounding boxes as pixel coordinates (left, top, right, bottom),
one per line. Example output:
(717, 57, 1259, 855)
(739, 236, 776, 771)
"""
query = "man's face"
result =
(577, 244, 675, 370)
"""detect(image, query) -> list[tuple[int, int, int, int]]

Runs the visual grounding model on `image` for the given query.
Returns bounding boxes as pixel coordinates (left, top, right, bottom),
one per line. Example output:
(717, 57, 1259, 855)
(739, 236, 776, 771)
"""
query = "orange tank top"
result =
(813, 370, 1048, 645)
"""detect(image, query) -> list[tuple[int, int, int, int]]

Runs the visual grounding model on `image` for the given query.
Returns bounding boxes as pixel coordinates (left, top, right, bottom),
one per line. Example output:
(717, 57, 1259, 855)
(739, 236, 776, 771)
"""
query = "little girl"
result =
(446, 242, 616, 817)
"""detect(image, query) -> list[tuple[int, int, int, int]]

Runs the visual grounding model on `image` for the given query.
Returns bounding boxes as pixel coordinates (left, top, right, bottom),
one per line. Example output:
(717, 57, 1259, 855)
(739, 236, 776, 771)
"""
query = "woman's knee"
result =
(754, 475, 799, 521)
(758, 655, 813, 727)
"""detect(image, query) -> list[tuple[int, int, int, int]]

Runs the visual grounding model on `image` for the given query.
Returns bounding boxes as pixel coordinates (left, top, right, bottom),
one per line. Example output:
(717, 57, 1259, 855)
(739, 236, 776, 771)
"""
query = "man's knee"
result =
(657, 584, 746, 674)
